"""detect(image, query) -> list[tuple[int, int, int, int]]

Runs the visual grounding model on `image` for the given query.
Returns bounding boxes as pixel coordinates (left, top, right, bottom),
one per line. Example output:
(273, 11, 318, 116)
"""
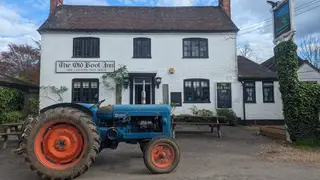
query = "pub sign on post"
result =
(270, 0, 296, 44)
(56, 61, 115, 73)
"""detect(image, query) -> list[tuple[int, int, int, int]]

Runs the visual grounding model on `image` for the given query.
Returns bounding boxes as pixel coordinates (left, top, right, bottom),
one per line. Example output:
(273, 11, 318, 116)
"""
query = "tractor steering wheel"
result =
(89, 99, 106, 109)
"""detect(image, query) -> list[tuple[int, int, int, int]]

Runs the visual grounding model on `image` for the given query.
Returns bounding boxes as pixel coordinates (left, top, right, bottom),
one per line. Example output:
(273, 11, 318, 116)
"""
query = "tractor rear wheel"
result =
(21, 107, 100, 180)
(143, 137, 180, 174)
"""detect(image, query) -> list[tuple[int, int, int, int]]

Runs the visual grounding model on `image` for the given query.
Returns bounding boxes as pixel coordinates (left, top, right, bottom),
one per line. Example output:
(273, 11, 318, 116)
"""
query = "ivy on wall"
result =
(102, 64, 129, 91)
(275, 40, 320, 141)
(40, 85, 68, 103)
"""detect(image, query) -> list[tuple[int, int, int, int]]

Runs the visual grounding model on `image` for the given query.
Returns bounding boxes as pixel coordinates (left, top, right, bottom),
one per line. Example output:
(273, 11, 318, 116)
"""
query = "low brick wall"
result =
(259, 126, 286, 140)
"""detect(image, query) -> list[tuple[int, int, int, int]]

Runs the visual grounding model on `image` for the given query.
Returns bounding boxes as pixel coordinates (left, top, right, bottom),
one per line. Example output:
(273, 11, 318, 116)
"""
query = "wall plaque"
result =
(217, 83, 232, 108)
(170, 92, 182, 107)
(56, 61, 115, 73)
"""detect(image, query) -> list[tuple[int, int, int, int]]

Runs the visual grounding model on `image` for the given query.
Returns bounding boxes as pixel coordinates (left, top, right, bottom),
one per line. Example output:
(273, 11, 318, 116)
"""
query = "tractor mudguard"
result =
(40, 103, 93, 117)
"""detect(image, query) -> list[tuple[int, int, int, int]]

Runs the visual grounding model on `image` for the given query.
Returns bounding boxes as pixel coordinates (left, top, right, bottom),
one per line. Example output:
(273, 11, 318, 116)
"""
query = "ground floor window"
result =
(72, 79, 99, 103)
(184, 79, 210, 103)
(244, 81, 256, 103)
(262, 81, 274, 103)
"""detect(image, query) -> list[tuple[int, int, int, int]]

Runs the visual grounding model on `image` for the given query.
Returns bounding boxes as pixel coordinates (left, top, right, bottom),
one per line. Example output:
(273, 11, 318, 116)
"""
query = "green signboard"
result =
(271, 0, 295, 43)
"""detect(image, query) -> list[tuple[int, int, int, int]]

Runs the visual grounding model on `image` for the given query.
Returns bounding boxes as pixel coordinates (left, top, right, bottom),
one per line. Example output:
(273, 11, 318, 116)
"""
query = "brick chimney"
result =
(50, 0, 64, 15)
(219, 0, 231, 18)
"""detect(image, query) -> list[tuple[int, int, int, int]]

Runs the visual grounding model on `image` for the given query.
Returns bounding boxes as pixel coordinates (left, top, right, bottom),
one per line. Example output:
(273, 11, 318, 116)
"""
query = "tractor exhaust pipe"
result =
(107, 127, 118, 140)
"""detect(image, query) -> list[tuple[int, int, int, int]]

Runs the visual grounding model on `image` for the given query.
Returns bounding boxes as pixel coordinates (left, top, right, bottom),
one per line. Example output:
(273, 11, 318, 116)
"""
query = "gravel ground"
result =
(1, 125, 320, 180)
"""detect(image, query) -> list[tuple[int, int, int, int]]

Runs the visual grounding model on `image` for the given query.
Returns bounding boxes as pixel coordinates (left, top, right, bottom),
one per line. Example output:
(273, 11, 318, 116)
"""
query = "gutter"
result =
(240, 81, 246, 126)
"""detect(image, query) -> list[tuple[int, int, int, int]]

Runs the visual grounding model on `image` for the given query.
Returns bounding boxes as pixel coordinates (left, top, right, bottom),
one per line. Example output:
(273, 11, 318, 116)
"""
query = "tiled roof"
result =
(261, 56, 320, 73)
(237, 56, 278, 80)
(38, 5, 239, 32)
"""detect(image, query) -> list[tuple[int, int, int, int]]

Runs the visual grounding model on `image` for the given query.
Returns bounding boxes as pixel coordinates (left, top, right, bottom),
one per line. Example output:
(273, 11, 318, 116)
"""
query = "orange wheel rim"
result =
(151, 143, 175, 168)
(34, 120, 87, 170)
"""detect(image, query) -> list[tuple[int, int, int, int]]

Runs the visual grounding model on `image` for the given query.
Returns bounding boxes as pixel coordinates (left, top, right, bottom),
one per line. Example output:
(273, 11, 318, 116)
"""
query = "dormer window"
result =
(133, 37, 151, 58)
(183, 38, 208, 58)
(73, 37, 100, 58)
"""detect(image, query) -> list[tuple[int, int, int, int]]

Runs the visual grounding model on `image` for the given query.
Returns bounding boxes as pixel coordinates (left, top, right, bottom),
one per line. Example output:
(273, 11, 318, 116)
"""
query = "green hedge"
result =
(216, 108, 238, 126)
(274, 40, 320, 141)
(26, 98, 40, 116)
(0, 111, 26, 124)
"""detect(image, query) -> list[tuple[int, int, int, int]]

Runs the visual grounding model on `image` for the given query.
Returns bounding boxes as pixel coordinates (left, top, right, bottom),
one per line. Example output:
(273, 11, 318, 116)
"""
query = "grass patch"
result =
(293, 138, 320, 149)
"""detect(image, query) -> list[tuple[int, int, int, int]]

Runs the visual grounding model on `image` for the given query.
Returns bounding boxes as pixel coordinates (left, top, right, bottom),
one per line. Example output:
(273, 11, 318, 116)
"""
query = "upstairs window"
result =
(263, 81, 274, 103)
(72, 79, 99, 103)
(183, 38, 208, 58)
(184, 79, 210, 103)
(133, 37, 151, 58)
(244, 81, 256, 103)
(73, 37, 100, 58)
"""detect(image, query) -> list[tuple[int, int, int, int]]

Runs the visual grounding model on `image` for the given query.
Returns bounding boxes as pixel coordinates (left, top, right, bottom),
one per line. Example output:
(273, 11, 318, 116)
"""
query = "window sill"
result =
(132, 57, 152, 59)
(72, 56, 100, 59)
(183, 56, 209, 59)
(183, 101, 211, 104)
(263, 101, 275, 103)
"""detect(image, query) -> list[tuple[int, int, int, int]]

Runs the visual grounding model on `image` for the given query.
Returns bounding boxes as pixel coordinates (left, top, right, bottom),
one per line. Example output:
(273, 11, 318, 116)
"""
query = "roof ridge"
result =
(238, 56, 276, 73)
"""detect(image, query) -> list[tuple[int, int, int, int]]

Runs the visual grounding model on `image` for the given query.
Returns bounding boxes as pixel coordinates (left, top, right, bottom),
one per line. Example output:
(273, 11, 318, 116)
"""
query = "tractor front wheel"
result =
(143, 137, 180, 174)
(21, 107, 100, 180)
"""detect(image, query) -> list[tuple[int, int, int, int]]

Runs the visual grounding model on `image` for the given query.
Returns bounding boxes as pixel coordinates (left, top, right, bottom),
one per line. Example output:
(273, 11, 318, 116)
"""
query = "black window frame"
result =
(183, 38, 209, 58)
(244, 81, 256, 103)
(73, 37, 100, 58)
(133, 37, 151, 58)
(183, 78, 210, 103)
(72, 79, 100, 104)
(262, 81, 275, 103)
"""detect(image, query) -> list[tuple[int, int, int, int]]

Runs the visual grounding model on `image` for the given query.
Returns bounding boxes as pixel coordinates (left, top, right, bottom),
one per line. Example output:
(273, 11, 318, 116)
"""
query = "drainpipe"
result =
(240, 81, 247, 126)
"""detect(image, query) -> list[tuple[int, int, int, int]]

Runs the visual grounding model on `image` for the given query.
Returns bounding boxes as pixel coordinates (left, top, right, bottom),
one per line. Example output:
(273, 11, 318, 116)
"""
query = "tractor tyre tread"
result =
(143, 137, 180, 174)
(21, 107, 100, 180)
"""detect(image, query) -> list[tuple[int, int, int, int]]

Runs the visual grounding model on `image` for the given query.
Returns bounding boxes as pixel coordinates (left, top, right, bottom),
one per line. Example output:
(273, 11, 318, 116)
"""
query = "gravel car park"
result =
(1, 126, 320, 180)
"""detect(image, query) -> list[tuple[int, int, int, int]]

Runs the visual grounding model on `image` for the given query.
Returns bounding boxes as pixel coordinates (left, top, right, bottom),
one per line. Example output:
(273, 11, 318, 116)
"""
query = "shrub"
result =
(26, 98, 40, 116)
(190, 106, 214, 116)
(216, 108, 238, 126)
(0, 87, 24, 112)
(0, 111, 26, 124)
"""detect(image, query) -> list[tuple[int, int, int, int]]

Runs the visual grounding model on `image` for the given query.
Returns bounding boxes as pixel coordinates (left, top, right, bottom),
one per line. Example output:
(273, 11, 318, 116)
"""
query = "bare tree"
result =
(238, 44, 253, 58)
(298, 34, 320, 68)
(0, 42, 41, 85)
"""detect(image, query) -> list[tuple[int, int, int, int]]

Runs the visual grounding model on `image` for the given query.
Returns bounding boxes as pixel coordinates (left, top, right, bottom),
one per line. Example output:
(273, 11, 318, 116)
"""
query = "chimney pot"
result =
(50, 0, 64, 15)
(219, 0, 231, 18)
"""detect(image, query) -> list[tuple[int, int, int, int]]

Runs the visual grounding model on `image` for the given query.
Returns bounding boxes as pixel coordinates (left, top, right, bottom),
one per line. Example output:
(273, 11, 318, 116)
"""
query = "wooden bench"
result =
(171, 115, 228, 138)
(0, 123, 24, 149)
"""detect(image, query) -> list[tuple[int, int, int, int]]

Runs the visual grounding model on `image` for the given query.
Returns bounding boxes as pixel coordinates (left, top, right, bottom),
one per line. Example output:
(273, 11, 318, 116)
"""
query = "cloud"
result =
(233, 0, 320, 62)
(0, 4, 40, 51)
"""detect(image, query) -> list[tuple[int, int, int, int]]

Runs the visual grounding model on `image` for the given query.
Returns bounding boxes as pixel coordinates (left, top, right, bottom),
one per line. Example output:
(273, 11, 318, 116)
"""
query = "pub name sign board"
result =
(56, 61, 115, 73)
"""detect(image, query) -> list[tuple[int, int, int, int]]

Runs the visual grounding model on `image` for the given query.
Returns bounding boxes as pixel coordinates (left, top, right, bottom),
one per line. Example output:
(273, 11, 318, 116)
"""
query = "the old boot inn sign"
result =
(56, 61, 115, 73)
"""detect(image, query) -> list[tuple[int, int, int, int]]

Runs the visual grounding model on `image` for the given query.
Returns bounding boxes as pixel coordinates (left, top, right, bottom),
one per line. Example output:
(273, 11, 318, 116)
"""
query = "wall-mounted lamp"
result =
(155, 77, 162, 89)
(123, 77, 130, 89)
(169, 68, 175, 74)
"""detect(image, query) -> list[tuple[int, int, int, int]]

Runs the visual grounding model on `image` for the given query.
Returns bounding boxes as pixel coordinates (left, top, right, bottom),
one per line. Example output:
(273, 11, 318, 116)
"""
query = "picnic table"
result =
(0, 123, 24, 149)
(171, 115, 228, 138)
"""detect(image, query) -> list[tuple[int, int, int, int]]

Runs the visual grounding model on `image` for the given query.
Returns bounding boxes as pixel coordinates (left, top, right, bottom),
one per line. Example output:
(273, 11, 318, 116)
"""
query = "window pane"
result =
(134, 38, 151, 58)
(184, 79, 209, 102)
(72, 79, 99, 103)
(73, 38, 99, 58)
(91, 82, 98, 88)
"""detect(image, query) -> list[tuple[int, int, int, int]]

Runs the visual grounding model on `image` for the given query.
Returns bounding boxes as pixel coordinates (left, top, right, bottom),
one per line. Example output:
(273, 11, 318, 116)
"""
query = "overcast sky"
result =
(0, 0, 319, 63)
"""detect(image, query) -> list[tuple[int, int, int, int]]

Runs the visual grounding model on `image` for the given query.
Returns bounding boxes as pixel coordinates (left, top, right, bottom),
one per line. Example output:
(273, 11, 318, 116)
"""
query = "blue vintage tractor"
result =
(19, 100, 180, 180)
